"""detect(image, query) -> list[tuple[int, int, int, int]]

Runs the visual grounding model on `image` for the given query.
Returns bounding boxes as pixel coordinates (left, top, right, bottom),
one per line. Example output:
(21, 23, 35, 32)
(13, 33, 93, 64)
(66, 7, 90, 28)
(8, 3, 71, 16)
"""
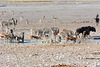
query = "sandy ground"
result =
(0, 1, 100, 67)
(0, 44, 100, 67)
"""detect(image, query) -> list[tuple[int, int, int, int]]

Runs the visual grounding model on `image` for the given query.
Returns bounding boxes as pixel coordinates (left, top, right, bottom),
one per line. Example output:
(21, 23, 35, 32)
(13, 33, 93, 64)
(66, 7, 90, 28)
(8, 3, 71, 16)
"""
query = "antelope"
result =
(53, 16, 58, 22)
(0, 33, 7, 38)
(39, 19, 42, 22)
(39, 16, 45, 22)
(30, 35, 41, 40)
(42, 16, 45, 20)
(0, 33, 10, 39)
(65, 34, 77, 43)
(30, 35, 41, 43)
(20, 16, 23, 23)
(9, 10, 14, 15)
(26, 19, 29, 24)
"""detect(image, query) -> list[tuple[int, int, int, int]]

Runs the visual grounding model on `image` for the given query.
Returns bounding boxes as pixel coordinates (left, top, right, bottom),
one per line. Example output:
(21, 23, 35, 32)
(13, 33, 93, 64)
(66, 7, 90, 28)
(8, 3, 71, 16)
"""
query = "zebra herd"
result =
(30, 27, 77, 44)
(30, 26, 96, 44)
(0, 19, 96, 44)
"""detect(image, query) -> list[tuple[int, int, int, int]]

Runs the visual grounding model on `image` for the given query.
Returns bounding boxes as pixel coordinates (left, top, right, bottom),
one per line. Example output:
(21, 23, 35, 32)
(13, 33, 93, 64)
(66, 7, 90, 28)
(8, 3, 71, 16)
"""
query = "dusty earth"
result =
(0, 1, 100, 67)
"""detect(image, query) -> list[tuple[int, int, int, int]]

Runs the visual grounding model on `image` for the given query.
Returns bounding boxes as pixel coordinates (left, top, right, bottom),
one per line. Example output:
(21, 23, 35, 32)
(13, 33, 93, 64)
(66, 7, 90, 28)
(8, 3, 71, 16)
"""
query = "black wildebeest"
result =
(76, 26, 96, 38)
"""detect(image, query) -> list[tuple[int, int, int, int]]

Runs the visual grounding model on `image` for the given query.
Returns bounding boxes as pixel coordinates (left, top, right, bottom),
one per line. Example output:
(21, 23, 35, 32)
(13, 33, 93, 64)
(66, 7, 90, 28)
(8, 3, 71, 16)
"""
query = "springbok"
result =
(20, 16, 23, 23)
(53, 16, 58, 22)
(65, 34, 77, 43)
(0, 33, 8, 38)
(9, 10, 14, 15)
(30, 35, 41, 44)
(26, 19, 29, 24)
(30, 35, 41, 40)
(39, 16, 45, 22)
(42, 16, 45, 20)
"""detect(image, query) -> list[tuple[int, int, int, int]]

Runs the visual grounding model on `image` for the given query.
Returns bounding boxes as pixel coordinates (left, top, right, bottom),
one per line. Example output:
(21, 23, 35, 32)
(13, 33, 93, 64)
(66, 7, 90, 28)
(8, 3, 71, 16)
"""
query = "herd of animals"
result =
(30, 26, 96, 44)
(0, 20, 96, 44)
(0, 13, 96, 44)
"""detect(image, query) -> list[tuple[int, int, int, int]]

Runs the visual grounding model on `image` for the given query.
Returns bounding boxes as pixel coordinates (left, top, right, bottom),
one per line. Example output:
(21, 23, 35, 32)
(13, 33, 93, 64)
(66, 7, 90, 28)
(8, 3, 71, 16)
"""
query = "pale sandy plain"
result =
(0, 1, 100, 67)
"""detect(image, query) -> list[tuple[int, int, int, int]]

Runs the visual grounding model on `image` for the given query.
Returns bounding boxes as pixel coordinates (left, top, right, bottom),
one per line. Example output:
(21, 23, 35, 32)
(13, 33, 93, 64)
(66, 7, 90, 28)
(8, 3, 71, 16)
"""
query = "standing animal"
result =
(30, 35, 40, 40)
(94, 14, 99, 26)
(76, 26, 96, 37)
(16, 32, 24, 43)
(35, 29, 43, 37)
(51, 27, 59, 43)
(42, 28, 52, 44)
(39, 16, 45, 22)
(65, 34, 77, 43)
(1, 18, 17, 31)
(0, 33, 9, 38)
(82, 26, 96, 38)
(62, 29, 74, 37)
(60, 29, 74, 40)
(76, 26, 96, 38)
(42, 16, 45, 20)
(53, 16, 58, 21)
(30, 35, 41, 43)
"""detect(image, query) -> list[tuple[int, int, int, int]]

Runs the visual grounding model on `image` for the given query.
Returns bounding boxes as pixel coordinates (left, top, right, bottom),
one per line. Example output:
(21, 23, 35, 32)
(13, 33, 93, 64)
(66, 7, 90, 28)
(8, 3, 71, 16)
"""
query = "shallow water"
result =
(0, 38, 100, 45)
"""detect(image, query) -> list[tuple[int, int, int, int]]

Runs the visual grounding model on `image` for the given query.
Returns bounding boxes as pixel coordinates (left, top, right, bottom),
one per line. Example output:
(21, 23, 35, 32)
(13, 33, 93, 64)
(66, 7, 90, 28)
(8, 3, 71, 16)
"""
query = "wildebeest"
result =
(76, 26, 96, 38)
